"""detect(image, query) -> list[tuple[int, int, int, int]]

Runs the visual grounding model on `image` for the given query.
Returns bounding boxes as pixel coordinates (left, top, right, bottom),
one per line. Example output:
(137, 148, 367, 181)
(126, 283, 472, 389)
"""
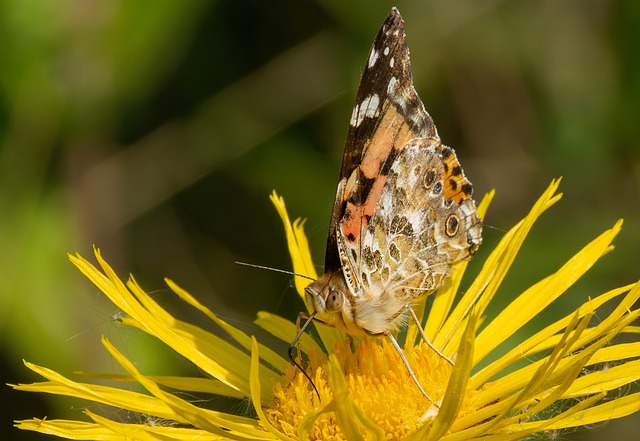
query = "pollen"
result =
(266, 337, 467, 440)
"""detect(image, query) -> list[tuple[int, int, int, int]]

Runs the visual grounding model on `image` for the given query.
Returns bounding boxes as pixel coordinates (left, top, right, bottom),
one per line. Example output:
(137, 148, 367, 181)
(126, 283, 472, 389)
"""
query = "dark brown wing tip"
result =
(389, 7, 401, 18)
(384, 7, 404, 30)
(374, 8, 407, 60)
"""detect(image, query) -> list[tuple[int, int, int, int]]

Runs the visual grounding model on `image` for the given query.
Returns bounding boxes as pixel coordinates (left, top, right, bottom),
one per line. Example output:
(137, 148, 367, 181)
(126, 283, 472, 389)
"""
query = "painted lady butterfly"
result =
(295, 8, 482, 405)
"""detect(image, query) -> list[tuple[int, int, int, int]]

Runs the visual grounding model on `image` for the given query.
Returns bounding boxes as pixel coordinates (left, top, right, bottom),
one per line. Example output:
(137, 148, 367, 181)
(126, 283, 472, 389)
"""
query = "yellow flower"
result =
(12, 180, 640, 440)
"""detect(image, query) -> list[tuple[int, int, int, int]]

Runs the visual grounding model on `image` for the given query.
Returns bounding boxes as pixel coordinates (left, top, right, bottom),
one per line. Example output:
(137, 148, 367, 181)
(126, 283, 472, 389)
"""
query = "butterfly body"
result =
(304, 8, 482, 338)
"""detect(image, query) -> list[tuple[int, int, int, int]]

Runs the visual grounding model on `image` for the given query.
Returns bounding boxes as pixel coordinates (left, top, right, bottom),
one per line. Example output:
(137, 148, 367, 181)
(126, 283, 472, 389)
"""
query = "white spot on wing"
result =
(459, 202, 475, 219)
(389, 57, 394, 68)
(410, 112, 423, 128)
(368, 50, 379, 68)
(387, 77, 407, 108)
(387, 76, 397, 95)
(362, 94, 380, 118)
(354, 94, 380, 127)
(384, 46, 390, 56)
(350, 104, 360, 127)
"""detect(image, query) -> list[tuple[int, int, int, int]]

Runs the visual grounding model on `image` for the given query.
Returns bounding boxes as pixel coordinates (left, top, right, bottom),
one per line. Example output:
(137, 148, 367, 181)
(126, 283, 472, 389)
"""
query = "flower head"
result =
(13, 180, 640, 440)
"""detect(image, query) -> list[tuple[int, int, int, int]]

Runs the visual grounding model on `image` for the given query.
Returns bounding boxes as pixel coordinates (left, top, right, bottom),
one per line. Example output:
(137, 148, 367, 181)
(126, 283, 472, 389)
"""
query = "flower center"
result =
(266, 337, 455, 440)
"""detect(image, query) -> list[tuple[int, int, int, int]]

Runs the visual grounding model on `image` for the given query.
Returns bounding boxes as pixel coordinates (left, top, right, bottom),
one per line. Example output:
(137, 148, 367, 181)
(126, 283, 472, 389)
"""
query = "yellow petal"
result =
(436, 179, 563, 354)
(409, 306, 479, 441)
(456, 310, 592, 435)
(585, 341, 640, 366)
(86, 410, 176, 440)
(483, 392, 605, 440)
(474, 219, 623, 364)
(101, 336, 268, 439)
(166, 278, 288, 374)
(270, 191, 317, 289)
(16, 361, 180, 422)
(541, 391, 640, 429)
(322, 355, 384, 441)
(74, 372, 247, 399)
(250, 337, 293, 441)
(15, 418, 119, 440)
(270, 191, 343, 352)
(71, 249, 271, 399)
(471, 283, 635, 388)
(254, 311, 323, 355)
(566, 358, 640, 396)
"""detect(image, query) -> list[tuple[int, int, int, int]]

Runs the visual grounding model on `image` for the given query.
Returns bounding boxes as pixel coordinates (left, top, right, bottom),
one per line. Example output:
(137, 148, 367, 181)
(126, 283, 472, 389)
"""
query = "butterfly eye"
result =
(325, 289, 344, 312)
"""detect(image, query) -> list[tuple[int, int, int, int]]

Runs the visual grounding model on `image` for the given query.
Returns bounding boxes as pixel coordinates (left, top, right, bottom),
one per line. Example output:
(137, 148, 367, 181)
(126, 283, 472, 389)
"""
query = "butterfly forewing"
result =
(325, 8, 438, 274)
(308, 7, 481, 337)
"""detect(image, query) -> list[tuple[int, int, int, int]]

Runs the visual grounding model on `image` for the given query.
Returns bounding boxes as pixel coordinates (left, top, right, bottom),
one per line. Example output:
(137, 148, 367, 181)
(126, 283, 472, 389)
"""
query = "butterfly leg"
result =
(407, 305, 454, 366)
(385, 331, 440, 408)
(291, 311, 334, 361)
(289, 311, 334, 401)
(292, 311, 314, 364)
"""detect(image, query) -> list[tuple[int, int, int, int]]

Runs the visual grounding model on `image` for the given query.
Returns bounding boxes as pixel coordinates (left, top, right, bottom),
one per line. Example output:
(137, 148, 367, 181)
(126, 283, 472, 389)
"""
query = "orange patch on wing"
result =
(340, 173, 388, 246)
(340, 201, 363, 244)
(362, 174, 387, 218)
(340, 103, 421, 246)
(441, 149, 472, 204)
(360, 105, 416, 179)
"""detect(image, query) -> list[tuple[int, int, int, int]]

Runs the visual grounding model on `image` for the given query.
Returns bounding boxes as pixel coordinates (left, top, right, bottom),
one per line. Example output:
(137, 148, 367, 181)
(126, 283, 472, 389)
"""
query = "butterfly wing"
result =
(332, 9, 482, 326)
(324, 8, 438, 275)
(358, 141, 482, 305)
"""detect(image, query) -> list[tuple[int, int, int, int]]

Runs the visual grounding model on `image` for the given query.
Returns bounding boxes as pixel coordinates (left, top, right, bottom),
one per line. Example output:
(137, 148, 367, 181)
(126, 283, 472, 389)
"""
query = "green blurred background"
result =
(2, 1, 638, 439)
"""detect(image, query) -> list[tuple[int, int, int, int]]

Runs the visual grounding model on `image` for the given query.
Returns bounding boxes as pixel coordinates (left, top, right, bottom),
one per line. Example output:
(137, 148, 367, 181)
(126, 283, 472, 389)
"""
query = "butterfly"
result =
(292, 7, 482, 406)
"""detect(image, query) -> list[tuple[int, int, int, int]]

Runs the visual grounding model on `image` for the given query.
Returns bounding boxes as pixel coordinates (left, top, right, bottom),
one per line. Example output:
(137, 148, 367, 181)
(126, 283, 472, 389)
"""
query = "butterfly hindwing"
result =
(359, 141, 482, 309)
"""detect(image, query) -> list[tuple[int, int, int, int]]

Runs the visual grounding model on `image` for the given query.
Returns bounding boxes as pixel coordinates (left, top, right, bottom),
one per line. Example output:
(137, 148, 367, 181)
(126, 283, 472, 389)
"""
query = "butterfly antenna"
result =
(288, 311, 321, 400)
(235, 261, 316, 282)
(482, 223, 507, 234)
(236, 261, 319, 398)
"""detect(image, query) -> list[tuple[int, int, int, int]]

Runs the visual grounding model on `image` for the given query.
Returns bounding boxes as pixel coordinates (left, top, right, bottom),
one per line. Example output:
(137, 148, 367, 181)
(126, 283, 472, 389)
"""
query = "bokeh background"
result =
(2, 1, 638, 439)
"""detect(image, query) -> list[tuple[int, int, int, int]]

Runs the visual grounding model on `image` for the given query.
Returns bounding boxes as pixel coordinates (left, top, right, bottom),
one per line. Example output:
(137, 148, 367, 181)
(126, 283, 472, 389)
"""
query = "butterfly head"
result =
(305, 271, 348, 314)
(304, 270, 364, 334)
